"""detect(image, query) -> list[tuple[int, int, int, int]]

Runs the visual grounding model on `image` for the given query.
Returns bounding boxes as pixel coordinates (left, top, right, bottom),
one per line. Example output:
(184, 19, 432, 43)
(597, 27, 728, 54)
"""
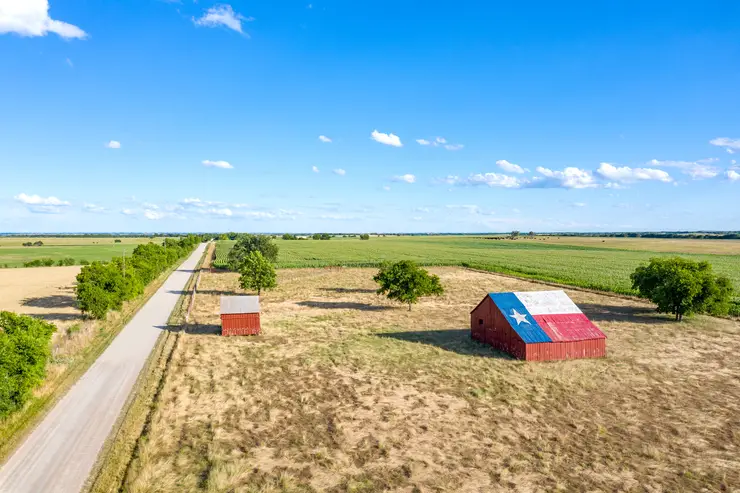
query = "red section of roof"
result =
(532, 313, 606, 342)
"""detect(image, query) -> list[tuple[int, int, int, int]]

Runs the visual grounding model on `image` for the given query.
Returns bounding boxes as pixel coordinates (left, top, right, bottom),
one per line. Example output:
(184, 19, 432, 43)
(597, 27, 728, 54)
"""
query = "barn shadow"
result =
(578, 303, 667, 324)
(297, 301, 393, 311)
(376, 329, 512, 359)
(320, 288, 377, 294)
(157, 324, 222, 335)
(22, 295, 77, 309)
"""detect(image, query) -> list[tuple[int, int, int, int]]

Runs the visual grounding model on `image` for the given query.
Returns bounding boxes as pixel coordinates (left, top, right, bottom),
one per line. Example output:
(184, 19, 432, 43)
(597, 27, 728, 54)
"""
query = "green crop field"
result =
(0, 237, 167, 268)
(214, 236, 740, 300)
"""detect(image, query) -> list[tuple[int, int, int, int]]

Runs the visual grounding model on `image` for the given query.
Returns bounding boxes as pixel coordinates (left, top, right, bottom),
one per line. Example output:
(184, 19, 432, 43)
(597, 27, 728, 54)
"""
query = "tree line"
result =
(75, 235, 204, 320)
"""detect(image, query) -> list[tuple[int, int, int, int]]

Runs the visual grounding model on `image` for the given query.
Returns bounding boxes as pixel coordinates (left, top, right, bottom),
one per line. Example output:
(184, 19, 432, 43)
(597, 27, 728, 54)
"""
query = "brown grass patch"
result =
(121, 267, 740, 492)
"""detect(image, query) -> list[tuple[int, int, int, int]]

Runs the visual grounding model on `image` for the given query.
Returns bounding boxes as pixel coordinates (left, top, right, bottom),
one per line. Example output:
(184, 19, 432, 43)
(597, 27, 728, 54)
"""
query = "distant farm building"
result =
(220, 296, 261, 336)
(471, 290, 605, 361)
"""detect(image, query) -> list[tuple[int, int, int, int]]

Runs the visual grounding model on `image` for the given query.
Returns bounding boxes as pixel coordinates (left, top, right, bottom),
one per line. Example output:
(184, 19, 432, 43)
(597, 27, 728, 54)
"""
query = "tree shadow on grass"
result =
(30, 313, 82, 322)
(376, 329, 513, 359)
(578, 303, 668, 324)
(319, 287, 377, 294)
(297, 301, 394, 311)
(166, 289, 239, 296)
(22, 295, 77, 309)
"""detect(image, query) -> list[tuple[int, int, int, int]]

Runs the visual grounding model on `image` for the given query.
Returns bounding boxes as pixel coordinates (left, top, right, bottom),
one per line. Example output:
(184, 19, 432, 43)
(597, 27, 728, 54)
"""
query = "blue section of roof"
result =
(488, 293, 552, 344)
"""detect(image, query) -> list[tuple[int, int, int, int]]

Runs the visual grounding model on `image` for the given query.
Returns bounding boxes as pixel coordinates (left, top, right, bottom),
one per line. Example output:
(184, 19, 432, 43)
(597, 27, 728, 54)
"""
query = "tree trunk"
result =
(408, 303, 412, 311)
(258, 287, 261, 295)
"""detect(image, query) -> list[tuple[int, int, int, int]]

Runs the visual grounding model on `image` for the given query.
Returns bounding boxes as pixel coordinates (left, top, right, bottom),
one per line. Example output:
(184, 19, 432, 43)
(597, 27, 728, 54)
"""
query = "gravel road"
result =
(0, 243, 207, 493)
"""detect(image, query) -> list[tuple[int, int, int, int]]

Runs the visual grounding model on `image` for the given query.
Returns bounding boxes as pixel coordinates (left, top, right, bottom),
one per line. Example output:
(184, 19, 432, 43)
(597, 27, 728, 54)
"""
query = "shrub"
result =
(114, 239, 122, 243)
(80, 259, 90, 266)
(282, 233, 297, 240)
(373, 261, 444, 311)
(360, 234, 370, 240)
(0, 312, 56, 418)
(631, 257, 734, 321)
(312, 233, 331, 240)
(57, 257, 75, 267)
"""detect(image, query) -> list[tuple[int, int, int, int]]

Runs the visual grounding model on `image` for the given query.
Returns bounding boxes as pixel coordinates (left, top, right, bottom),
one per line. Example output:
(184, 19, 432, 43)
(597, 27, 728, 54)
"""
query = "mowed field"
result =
(121, 267, 740, 492)
(0, 237, 166, 267)
(213, 236, 740, 298)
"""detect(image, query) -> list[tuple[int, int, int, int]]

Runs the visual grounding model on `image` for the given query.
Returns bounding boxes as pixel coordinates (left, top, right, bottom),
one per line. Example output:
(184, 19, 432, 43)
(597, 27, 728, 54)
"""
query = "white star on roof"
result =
(510, 309, 531, 326)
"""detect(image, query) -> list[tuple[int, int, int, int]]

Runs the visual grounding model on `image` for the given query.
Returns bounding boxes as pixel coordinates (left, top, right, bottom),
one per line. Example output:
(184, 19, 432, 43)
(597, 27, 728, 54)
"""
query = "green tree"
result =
(359, 234, 370, 240)
(282, 233, 297, 240)
(373, 260, 444, 311)
(227, 234, 279, 270)
(631, 257, 733, 321)
(238, 251, 277, 295)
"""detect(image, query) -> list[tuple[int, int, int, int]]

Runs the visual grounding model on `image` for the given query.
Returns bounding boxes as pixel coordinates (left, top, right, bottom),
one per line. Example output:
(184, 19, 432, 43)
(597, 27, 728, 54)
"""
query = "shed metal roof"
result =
(220, 295, 260, 314)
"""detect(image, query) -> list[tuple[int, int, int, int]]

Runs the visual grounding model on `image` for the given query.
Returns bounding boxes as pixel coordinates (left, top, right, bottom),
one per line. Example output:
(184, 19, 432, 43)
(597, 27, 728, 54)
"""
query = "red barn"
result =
(220, 296, 261, 336)
(471, 290, 605, 361)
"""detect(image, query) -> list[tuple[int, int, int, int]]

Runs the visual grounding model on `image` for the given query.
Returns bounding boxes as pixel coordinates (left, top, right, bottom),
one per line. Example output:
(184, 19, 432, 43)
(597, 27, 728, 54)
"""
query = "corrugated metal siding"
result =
(525, 338, 606, 361)
(221, 313, 261, 336)
(488, 293, 552, 343)
(533, 314, 606, 342)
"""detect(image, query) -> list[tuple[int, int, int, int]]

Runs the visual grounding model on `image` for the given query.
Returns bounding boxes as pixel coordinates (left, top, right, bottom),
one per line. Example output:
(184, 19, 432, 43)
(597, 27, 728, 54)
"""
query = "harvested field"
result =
(122, 267, 740, 492)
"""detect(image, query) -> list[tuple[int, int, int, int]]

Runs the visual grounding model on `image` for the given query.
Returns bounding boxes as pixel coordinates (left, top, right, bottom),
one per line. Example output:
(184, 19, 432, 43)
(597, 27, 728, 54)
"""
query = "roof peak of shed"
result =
(220, 295, 260, 314)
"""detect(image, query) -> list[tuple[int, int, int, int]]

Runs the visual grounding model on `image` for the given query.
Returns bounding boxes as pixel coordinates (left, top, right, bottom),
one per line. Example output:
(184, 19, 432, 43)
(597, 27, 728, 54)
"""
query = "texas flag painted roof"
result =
(488, 290, 606, 344)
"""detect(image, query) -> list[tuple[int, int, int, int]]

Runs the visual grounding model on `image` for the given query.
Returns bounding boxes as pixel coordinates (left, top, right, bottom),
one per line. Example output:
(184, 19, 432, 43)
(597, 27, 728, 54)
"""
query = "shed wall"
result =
(471, 297, 526, 359)
(221, 313, 261, 336)
(524, 338, 605, 361)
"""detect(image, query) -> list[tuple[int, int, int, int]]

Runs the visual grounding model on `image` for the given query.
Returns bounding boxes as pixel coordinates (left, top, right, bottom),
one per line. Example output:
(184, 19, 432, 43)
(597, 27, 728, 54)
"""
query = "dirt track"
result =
(0, 244, 206, 493)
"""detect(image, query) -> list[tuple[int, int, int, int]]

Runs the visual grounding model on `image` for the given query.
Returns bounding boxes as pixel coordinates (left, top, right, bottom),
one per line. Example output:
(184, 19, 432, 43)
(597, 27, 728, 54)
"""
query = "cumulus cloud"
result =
(83, 203, 108, 213)
(529, 167, 598, 189)
(496, 159, 527, 174)
(14, 193, 71, 213)
(202, 159, 233, 169)
(193, 4, 252, 34)
(144, 210, 165, 220)
(205, 207, 233, 217)
(371, 130, 402, 147)
(416, 139, 431, 146)
(120, 209, 136, 216)
(382, 185, 391, 191)
(727, 170, 740, 181)
(417, 136, 463, 150)
(710, 137, 740, 154)
(648, 158, 719, 180)
(312, 166, 320, 173)
(393, 174, 416, 183)
(444, 144, 464, 151)
(457, 173, 523, 188)
(318, 135, 332, 143)
(435, 137, 447, 144)
(415, 207, 430, 213)
(105, 140, 121, 149)
(572, 202, 586, 208)
(333, 168, 346, 176)
(446, 204, 495, 216)
(0, 0, 87, 39)
(596, 163, 672, 183)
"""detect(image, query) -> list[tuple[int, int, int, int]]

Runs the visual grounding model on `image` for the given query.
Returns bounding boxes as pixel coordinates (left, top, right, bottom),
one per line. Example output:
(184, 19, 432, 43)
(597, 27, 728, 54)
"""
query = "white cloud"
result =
(393, 174, 416, 183)
(105, 140, 121, 149)
(604, 182, 626, 189)
(532, 167, 598, 189)
(572, 202, 586, 208)
(142, 202, 159, 210)
(14, 193, 71, 214)
(181, 197, 206, 206)
(465, 172, 523, 188)
(496, 159, 527, 174)
(710, 137, 740, 154)
(446, 204, 495, 216)
(120, 209, 136, 216)
(318, 135, 332, 143)
(382, 185, 391, 191)
(333, 168, 346, 176)
(727, 170, 740, 181)
(205, 207, 233, 217)
(371, 130, 402, 147)
(416, 139, 431, 146)
(435, 137, 447, 144)
(411, 216, 423, 221)
(83, 203, 108, 213)
(193, 5, 252, 34)
(596, 163, 672, 183)
(312, 166, 320, 173)
(144, 210, 165, 220)
(731, 160, 737, 166)
(202, 159, 233, 169)
(415, 207, 430, 213)
(417, 136, 463, 150)
(320, 214, 354, 220)
(444, 144, 464, 151)
(0, 0, 87, 39)
(648, 158, 719, 180)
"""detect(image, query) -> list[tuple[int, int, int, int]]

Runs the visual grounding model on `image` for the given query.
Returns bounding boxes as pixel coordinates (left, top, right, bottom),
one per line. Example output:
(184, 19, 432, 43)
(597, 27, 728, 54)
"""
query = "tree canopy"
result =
(373, 260, 444, 310)
(631, 257, 733, 321)
(227, 234, 279, 270)
(239, 251, 277, 295)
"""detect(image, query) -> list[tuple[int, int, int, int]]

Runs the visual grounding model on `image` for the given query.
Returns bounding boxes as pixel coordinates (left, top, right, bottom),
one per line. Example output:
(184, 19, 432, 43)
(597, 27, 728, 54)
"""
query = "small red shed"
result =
(220, 296, 261, 336)
(471, 290, 605, 361)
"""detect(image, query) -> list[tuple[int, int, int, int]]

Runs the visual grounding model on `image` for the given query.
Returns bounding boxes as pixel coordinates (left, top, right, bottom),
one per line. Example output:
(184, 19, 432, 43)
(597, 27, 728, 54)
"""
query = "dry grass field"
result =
(121, 267, 740, 493)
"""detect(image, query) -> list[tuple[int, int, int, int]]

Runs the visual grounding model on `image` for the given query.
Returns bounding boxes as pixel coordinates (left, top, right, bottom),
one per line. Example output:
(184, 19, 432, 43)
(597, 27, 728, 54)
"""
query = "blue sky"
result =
(1, 0, 739, 233)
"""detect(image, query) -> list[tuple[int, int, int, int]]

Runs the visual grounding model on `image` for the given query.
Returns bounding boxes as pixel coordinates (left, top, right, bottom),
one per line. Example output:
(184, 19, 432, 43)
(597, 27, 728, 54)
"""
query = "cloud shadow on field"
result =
(319, 287, 377, 294)
(22, 295, 77, 309)
(296, 301, 394, 311)
(578, 303, 667, 324)
(376, 329, 512, 359)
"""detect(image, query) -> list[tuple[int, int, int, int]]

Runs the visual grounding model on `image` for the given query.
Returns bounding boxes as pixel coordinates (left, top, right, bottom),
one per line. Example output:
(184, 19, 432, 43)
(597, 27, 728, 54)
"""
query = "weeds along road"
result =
(0, 243, 207, 493)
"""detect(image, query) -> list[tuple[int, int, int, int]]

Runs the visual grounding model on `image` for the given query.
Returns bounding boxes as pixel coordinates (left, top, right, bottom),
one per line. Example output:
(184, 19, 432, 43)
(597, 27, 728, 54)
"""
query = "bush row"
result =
(0, 312, 57, 418)
(22, 258, 88, 267)
(75, 235, 203, 320)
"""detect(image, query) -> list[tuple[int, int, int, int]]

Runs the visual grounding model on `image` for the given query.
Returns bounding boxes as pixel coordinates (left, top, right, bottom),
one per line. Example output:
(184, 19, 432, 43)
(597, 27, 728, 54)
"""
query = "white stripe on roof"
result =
(514, 290, 581, 316)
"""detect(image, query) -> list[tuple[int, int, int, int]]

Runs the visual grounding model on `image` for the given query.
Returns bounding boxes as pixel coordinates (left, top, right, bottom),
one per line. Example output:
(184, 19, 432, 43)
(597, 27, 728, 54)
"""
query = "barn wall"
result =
(221, 313, 261, 336)
(471, 297, 526, 359)
(525, 338, 605, 361)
